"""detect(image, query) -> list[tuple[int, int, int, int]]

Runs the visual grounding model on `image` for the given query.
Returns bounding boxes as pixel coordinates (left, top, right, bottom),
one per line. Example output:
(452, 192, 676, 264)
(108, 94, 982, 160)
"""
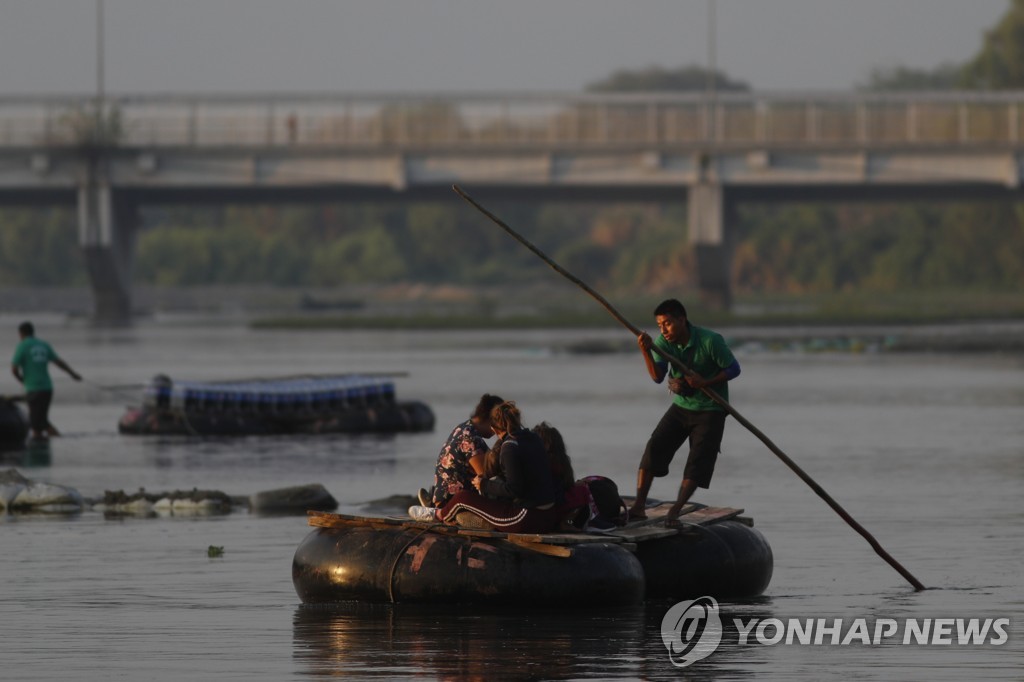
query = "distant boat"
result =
(118, 373, 434, 436)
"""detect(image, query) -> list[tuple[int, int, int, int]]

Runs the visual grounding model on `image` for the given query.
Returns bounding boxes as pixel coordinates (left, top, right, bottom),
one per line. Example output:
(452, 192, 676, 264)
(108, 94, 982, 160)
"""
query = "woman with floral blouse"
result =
(427, 393, 504, 507)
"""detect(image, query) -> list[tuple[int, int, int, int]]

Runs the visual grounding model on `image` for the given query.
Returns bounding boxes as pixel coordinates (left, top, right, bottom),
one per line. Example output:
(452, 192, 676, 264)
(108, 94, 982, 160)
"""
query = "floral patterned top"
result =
(432, 419, 489, 506)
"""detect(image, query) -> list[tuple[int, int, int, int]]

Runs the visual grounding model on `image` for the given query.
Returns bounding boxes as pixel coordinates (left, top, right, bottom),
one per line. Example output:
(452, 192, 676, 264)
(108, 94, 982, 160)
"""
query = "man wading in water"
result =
(628, 299, 741, 526)
(11, 321, 81, 439)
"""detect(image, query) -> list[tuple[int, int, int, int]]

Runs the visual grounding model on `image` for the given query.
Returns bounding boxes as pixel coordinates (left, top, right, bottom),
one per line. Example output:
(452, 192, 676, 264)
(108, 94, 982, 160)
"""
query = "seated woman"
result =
(531, 421, 593, 531)
(426, 393, 504, 508)
(532, 421, 574, 496)
(409, 401, 559, 534)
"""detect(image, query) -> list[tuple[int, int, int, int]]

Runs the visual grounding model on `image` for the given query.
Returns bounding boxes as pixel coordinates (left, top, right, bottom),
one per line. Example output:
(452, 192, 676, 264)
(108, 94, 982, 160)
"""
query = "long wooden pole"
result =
(452, 184, 926, 592)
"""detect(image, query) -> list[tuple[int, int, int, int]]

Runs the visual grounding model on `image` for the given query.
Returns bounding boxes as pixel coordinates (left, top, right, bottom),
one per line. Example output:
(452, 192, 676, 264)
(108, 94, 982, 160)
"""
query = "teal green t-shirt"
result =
(651, 323, 736, 412)
(12, 337, 58, 392)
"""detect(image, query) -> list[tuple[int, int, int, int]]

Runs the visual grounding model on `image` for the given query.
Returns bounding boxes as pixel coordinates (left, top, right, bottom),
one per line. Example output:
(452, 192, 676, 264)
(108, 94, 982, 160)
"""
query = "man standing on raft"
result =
(628, 299, 741, 525)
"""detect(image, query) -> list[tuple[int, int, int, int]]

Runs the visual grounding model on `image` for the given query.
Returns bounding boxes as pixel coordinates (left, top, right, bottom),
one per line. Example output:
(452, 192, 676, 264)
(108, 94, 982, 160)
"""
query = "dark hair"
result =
(472, 394, 505, 422)
(18, 321, 34, 336)
(653, 299, 687, 319)
(533, 422, 575, 491)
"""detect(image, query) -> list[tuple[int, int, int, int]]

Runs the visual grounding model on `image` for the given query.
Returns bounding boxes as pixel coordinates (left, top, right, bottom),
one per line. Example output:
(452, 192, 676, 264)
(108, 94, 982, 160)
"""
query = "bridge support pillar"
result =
(78, 162, 136, 324)
(688, 182, 733, 310)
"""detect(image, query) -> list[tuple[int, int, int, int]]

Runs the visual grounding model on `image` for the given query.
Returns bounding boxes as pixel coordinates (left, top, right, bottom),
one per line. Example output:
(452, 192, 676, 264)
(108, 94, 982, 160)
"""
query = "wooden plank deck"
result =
(307, 500, 746, 549)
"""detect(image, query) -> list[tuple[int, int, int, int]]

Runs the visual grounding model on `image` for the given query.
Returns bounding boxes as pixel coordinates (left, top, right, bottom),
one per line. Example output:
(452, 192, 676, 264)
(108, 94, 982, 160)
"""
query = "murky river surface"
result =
(0, 315, 1021, 680)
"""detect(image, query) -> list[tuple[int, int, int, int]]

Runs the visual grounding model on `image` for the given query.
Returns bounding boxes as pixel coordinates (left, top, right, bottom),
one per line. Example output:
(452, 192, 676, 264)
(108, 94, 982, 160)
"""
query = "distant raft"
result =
(293, 503, 772, 606)
(118, 374, 435, 436)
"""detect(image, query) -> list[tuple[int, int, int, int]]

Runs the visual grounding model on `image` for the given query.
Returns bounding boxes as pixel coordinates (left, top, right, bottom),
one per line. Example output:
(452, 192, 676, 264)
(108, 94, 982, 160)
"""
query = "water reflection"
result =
(292, 600, 769, 680)
(0, 438, 52, 468)
(138, 433, 404, 474)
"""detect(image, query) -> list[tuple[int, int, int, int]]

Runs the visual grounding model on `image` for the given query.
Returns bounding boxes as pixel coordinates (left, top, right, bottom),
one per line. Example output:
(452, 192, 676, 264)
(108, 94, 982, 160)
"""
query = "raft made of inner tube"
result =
(634, 519, 773, 599)
(294, 515, 646, 606)
(293, 503, 772, 606)
(118, 373, 435, 436)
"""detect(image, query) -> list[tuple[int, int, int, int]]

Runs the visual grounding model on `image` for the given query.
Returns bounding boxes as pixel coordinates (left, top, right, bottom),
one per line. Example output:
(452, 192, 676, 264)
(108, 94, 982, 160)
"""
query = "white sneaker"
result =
(408, 505, 438, 522)
(417, 487, 433, 507)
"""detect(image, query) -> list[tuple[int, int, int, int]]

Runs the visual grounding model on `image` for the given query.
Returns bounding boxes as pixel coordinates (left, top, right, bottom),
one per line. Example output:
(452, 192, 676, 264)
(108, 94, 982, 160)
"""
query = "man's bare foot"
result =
(627, 506, 647, 520)
(664, 505, 684, 526)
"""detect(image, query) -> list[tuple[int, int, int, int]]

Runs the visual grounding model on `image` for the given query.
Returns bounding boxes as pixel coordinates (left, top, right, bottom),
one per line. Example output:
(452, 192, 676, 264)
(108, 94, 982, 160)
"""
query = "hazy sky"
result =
(0, 0, 1009, 95)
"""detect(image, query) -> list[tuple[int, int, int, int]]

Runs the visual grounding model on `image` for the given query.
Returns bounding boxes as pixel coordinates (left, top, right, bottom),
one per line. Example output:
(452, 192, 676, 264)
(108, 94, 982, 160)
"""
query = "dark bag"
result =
(579, 475, 629, 529)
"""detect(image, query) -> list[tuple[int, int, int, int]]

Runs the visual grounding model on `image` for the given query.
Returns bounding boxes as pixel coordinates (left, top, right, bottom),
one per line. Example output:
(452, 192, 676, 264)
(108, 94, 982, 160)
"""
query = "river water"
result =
(1, 315, 1021, 680)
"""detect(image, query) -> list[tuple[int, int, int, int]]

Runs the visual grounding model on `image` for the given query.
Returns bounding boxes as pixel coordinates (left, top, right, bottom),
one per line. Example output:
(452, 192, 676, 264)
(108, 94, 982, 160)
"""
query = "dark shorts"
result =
(26, 390, 53, 433)
(639, 404, 727, 488)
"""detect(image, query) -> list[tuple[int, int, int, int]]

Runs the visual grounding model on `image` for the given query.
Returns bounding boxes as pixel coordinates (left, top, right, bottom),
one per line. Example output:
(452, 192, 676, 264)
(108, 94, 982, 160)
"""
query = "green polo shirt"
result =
(12, 337, 58, 392)
(651, 323, 736, 412)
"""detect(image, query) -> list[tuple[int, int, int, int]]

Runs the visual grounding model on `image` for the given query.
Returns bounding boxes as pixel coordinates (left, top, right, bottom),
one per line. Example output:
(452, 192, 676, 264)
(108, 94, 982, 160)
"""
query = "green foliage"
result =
(961, 0, 1024, 89)
(586, 64, 749, 92)
(733, 202, 1024, 295)
(310, 224, 407, 285)
(860, 64, 963, 91)
(7, 197, 1023, 297)
(0, 209, 86, 285)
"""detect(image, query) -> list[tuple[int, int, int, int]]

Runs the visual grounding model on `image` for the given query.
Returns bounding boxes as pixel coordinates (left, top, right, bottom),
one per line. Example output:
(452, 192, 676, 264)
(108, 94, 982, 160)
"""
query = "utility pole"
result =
(706, 0, 717, 141)
(96, 0, 105, 118)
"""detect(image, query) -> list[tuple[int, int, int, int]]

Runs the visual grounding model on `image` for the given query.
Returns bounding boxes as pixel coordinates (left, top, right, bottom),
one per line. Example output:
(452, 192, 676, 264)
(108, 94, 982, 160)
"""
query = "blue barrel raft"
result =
(118, 373, 434, 436)
(293, 504, 771, 605)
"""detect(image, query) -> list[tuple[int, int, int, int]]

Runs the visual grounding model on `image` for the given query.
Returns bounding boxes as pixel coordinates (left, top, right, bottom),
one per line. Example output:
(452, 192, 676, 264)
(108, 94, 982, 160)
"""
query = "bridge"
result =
(2, 90, 1024, 320)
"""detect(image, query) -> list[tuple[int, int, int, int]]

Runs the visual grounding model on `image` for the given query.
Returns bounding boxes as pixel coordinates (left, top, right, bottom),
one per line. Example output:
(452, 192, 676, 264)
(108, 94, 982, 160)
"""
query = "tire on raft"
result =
(634, 520, 773, 599)
(0, 400, 29, 448)
(292, 525, 647, 606)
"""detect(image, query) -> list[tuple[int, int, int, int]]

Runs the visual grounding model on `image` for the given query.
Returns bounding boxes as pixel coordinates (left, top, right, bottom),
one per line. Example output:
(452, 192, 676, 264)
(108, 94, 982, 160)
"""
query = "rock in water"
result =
(12, 482, 84, 511)
(250, 484, 338, 515)
(0, 468, 29, 509)
(0, 468, 83, 512)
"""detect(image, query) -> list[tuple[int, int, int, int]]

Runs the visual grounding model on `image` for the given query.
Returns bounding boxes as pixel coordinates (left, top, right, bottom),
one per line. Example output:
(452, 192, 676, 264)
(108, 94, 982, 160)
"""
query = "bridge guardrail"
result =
(2, 92, 1023, 149)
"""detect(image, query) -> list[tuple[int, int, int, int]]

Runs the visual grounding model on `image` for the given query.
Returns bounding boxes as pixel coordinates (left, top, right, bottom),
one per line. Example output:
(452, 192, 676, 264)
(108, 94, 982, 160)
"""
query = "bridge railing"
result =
(2, 92, 1024, 149)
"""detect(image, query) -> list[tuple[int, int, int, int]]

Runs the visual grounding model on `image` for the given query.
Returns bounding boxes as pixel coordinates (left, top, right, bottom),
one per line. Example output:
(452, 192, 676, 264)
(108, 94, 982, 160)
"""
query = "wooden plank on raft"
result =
(607, 525, 680, 543)
(624, 502, 702, 527)
(620, 503, 745, 529)
(456, 528, 624, 545)
(507, 532, 624, 546)
(307, 511, 454, 533)
(307, 511, 403, 527)
(682, 506, 744, 525)
(505, 537, 574, 558)
(306, 508, 744, 544)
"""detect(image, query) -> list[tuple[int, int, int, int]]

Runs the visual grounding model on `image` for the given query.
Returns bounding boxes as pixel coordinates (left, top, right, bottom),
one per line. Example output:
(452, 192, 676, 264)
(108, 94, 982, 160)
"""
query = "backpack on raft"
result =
(562, 475, 629, 530)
